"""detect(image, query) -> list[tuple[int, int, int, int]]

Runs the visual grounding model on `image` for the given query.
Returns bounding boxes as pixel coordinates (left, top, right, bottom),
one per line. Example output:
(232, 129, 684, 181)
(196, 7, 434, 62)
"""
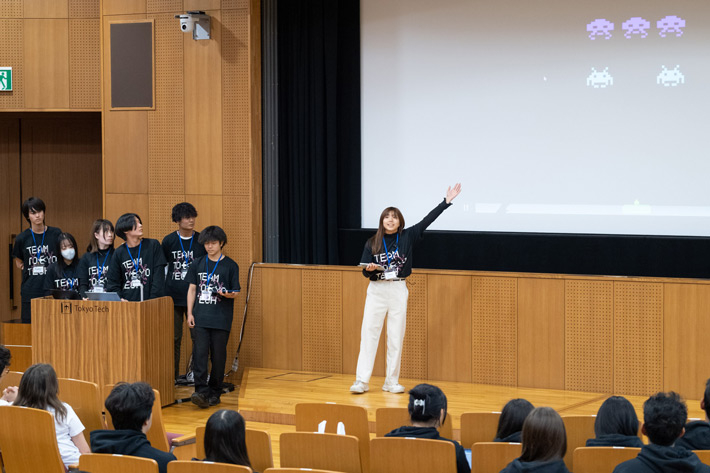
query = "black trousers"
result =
(21, 297, 33, 323)
(173, 306, 195, 378)
(192, 326, 230, 398)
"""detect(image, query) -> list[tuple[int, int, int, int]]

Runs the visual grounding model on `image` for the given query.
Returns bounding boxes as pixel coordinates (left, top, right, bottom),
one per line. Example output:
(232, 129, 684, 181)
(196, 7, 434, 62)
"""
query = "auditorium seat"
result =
(375, 407, 453, 439)
(295, 403, 370, 473)
(80, 453, 159, 472)
(0, 370, 23, 392)
(58, 377, 105, 434)
(0, 405, 66, 473)
(470, 441, 522, 473)
(264, 469, 341, 473)
(460, 412, 501, 449)
(369, 437, 456, 473)
(167, 461, 252, 473)
(194, 425, 274, 473)
(573, 446, 641, 473)
(562, 415, 596, 471)
(694, 450, 710, 466)
(280, 431, 362, 473)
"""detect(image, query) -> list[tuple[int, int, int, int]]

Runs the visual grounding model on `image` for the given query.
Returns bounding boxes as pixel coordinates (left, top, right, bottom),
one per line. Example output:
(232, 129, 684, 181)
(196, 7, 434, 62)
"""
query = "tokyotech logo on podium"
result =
(60, 302, 72, 314)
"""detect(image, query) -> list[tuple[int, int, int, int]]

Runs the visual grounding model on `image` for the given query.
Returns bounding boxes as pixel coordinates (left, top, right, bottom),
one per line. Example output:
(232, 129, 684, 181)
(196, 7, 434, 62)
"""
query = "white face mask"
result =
(61, 248, 76, 261)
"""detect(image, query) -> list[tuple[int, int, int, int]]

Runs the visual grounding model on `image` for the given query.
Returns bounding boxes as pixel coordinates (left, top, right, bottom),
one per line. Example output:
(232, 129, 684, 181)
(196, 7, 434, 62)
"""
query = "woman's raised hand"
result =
(445, 183, 462, 204)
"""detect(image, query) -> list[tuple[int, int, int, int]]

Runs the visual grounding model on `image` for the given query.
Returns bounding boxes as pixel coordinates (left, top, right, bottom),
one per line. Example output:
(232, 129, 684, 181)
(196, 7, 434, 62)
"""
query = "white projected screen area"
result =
(361, 0, 710, 236)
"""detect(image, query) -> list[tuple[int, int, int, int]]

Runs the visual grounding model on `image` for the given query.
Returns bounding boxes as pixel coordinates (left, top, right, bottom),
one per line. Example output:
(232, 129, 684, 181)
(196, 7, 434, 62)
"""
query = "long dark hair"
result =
(520, 407, 567, 463)
(368, 207, 405, 254)
(87, 219, 115, 253)
(204, 409, 252, 467)
(13, 363, 67, 422)
(496, 398, 535, 440)
(408, 384, 447, 427)
(594, 396, 639, 438)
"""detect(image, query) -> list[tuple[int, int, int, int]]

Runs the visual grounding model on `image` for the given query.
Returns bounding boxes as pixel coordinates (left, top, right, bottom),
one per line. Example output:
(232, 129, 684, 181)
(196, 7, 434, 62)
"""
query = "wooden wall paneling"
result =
(23, 19, 70, 109)
(103, 111, 149, 193)
(471, 276, 517, 386)
(69, 19, 101, 109)
(0, 119, 21, 321)
(147, 12, 184, 194)
(427, 274, 472, 382)
(24, 0, 68, 18)
(261, 267, 301, 370)
(147, 0, 182, 13)
(69, 0, 99, 18)
(0, 1, 22, 17)
(341, 272, 386, 376)
(184, 9, 222, 195)
(401, 273, 427, 380)
(248, 0, 262, 265)
(104, 193, 150, 236)
(614, 282, 663, 396)
(302, 269, 343, 373)
(102, 0, 146, 16)
(186, 195, 223, 229)
(0, 20, 24, 109)
(663, 283, 710, 400)
(564, 280, 613, 393)
(222, 0, 249, 10)
(517, 278, 565, 389)
(148, 194, 184, 240)
(185, 0, 220, 11)
(239, 264, 263, 370)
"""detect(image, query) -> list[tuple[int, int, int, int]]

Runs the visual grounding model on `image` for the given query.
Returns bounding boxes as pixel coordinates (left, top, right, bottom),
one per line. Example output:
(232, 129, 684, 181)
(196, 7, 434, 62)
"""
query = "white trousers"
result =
(355, 280, 409, 385)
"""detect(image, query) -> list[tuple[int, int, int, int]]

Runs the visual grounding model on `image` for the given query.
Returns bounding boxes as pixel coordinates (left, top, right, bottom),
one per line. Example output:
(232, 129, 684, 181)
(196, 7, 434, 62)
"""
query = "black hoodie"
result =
(586, 433, 644, 448)
(613, 444, 710, 473)
(500, 459, 570, 473)
(676, 421, 710, 451)
(495, 431, 522, 443)
(385, 425, 470, 473)
(90, 429, 176, 473)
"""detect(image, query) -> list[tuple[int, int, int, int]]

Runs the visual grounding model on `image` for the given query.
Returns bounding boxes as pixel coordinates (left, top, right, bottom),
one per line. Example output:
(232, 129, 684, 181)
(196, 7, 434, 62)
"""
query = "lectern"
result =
(32, 296, 174, 405)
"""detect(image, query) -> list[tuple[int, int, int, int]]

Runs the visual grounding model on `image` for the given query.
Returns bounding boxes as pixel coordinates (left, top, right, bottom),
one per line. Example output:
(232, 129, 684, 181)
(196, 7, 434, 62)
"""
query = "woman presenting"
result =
(351, 183, 462, 394)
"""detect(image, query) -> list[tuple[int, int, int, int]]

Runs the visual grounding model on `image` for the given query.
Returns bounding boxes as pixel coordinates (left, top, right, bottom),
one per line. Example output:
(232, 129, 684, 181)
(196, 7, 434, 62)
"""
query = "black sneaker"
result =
(208, 396, 221, 406)
(191, 392, 209, 409)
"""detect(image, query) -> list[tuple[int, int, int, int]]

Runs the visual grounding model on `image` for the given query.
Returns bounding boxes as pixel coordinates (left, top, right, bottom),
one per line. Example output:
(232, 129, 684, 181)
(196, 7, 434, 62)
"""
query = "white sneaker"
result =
(382, 383, 405, 394)
(350, 381, 369, 394)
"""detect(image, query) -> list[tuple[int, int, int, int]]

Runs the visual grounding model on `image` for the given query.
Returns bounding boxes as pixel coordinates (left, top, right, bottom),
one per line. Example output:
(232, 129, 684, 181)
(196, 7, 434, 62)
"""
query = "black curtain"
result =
(277, 0, 361, 264)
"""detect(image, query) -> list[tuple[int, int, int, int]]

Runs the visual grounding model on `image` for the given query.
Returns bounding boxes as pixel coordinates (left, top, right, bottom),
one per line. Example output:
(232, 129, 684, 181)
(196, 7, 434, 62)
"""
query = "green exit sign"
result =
(0, 67, 12, 91)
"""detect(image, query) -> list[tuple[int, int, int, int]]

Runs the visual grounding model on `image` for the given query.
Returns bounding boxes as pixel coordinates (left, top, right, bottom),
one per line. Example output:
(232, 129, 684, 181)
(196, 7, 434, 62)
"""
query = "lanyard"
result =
(62, 270, 75, 290)
(31, 227, 46, 262)
(96, 249, 110, 281)
(177, 231, 194, 263)
(382, 233, 399, 268)
(204, 254, 223, 286)
(126, 241, 142, 277)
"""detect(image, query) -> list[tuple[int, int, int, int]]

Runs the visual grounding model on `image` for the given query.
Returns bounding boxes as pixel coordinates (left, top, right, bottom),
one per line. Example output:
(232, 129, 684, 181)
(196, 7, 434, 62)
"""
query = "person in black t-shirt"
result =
(186, 226, 240, 409)
(676, 378, 710, 451)
(106, 213, 167, 301)
(77, 219, 114, 299)
(12, 197, 62, 322)
(161, 203, 206, 382)
(44, 232, 80, 298)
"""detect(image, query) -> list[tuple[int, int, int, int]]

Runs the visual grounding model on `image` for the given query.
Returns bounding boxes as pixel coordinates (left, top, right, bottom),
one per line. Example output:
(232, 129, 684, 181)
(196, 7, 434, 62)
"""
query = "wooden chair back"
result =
(103, 384, 170, 452)
(470, 442, 522, 473)
(295, 403, 370, 473)
(460, 412, 501, 449)
(280, 432, 362, 473)
(369, 437, 456, 473)
(562, 415, 596, 472)
(264, 469, 341, 473)
(375, 407, 453, 439)
(0, 370, 23, 392)
(80, 453, 159, 472)
(58, 377, 105, 434)
(194, 426, 273, 473)
(694, 450, 710, 466)
(0, 405, 66, 473)
(2, 346, 31, 371)
(573, 447, 641, 473)
(168, 461, 252, 473)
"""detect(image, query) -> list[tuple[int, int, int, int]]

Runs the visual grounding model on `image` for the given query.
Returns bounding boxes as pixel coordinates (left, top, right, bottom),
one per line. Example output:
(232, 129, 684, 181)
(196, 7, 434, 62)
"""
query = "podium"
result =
(32, 296, 175, 405)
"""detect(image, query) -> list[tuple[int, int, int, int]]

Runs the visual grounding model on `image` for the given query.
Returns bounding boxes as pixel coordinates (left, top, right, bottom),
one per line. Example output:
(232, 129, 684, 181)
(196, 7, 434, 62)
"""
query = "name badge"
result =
(130, 274, 142, 288)
(199, 287, 212, 303)
(32, 266, 46, 275)
(180, 269, 188, 279)
(384, 269, 397, 280)
(92, 283, 105, 293)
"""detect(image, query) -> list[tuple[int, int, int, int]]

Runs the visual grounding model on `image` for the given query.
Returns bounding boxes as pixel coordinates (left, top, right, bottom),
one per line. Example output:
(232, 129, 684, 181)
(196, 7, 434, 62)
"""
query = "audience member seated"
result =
(13, 363, 91, 467)
(495, 399, 535, 443)
(0, 345, 18, 405)
(613, 392, 710, 473)
(202, 409, 255, 470)
(90, 382, 176, 473)
(385, 383, 470, 473)
(500, 407, 570, 473)
(586, 396, 643, 448)
(676, 378, 710, 451)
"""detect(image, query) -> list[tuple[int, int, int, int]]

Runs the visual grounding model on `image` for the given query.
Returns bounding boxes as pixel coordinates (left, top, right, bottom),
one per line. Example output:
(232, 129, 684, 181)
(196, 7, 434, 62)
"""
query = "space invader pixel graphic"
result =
(622, 17, 651, 38)
(657, 65, 685, 87)
(587, 18, 614, 40)
(587, 67, 613, 89)
(657, 15, 686, 38)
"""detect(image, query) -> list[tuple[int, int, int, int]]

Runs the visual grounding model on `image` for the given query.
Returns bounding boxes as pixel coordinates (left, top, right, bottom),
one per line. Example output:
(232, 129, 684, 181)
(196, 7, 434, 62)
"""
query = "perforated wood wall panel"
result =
(239, 263, 263, 370)
(471, 276, 517, 386)
(222, 0, 248, 10)
(302, 270, 343, 372)
(69, 19, 100, 109)
(147, 0, 181, 13)
(222, 195, 252, 281)
(222, 8, 250, 196)
(400, 273, 427, 379)
(0, 1, 22, 17)
(614, 281, 663, 395)
(148, 194, 183, 240)
(69, 0, 99, 18)
(565, 280, 613, 392)
(0, 20, 24, 109)
(148, 13, 184, 193)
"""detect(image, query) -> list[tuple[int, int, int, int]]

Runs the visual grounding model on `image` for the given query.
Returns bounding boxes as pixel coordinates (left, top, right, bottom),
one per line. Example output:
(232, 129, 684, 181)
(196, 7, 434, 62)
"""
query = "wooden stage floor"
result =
(162, 367, 706, 463)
